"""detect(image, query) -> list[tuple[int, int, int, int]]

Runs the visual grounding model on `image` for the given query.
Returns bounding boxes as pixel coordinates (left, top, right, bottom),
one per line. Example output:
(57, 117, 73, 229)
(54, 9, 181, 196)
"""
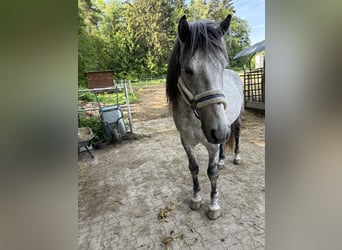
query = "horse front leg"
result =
(182, 141, 201, 210)
(217, 143, 225, 169)
(206, 143, 220, 219)
(233, 116, 242, 165)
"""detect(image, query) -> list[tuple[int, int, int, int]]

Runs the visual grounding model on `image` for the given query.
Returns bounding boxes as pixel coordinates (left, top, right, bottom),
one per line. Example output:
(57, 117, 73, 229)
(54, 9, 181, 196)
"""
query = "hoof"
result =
(217, 159, 225, 170)
(233, 159, 241, 165)
(190, 200, 201, 210)
(207, 208, 220, 220)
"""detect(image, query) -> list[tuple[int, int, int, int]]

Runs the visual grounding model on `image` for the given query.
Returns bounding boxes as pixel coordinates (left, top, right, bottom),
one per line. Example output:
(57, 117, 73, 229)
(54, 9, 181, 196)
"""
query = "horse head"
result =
(177, 14, 232, 144)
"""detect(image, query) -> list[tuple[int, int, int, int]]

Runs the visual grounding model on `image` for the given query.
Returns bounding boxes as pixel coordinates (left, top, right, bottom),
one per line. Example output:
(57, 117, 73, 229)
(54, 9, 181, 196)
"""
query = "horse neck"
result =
(173, 95, 192, 115)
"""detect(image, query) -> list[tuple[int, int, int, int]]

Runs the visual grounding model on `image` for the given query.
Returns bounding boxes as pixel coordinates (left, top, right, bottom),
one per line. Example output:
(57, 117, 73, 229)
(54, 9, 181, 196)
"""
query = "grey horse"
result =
(166, 14, 244, 219)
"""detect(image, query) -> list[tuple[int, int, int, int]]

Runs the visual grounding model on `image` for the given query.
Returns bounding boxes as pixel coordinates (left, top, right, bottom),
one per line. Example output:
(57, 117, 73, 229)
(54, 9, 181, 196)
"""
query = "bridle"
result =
(177, 77, 228, 119)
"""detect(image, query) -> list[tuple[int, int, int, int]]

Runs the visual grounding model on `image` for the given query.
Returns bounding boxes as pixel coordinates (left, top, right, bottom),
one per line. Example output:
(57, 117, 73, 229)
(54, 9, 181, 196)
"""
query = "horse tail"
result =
(224, 125, 235, 153)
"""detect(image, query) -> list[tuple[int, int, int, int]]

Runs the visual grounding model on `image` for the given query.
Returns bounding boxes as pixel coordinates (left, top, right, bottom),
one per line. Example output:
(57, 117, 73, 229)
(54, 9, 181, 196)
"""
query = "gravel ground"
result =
(78, 105, 265, 249)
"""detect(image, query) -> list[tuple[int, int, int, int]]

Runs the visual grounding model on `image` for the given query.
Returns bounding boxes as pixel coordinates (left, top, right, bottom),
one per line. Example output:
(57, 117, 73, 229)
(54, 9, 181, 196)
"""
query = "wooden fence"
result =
(243, 67, 265, 110)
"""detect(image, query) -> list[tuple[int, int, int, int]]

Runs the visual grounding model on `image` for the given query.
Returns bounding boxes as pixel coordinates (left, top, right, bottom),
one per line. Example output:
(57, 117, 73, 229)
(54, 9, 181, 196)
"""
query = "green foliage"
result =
(78, 89, 139, 141)
(95, 92, 139, 105)
(79, 92, 95, 102)
(78, 114, 104, 141)
(131, 78, 166, 87)
(187, 0, 208, 21)
(227, 16, 251, 69)
(78, 0, 252, 85)
(78, 91, 139, 105)
(124, 0, 173, 78)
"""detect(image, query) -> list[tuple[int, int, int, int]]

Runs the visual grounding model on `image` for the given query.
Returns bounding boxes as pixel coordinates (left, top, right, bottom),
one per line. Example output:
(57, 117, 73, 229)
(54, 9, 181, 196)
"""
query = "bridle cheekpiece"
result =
(177, 78, 228, 119)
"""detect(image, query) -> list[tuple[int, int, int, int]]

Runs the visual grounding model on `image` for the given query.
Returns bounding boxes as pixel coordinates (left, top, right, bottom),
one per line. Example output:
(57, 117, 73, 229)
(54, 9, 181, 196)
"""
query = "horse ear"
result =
(219, 14, 232, 35)
(178, 15, 190, 42)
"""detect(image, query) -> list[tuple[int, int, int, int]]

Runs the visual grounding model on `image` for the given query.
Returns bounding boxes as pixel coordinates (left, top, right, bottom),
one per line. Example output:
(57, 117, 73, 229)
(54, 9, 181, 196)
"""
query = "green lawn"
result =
(130, 78, 166, 88)
(78, 90, 139, 105)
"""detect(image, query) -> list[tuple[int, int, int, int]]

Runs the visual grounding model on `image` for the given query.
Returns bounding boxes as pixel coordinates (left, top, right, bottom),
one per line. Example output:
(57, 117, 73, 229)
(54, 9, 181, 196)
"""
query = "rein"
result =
(177, 78, 228, 119)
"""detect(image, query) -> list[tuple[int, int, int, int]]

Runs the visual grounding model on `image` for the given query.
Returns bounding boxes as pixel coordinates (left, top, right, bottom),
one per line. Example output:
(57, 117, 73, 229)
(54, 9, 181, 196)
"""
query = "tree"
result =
(114, 27, 146, 79)
(78, 5, 98, 86)
(171, 0, 187, 34)
(226, 16, 251, 69)
(187, 0, 208, 21)
(78, 0, 252, 86)
(78, 0, 102, 32)
(207, 0, 234, 20)
(123, 0, 173, 77)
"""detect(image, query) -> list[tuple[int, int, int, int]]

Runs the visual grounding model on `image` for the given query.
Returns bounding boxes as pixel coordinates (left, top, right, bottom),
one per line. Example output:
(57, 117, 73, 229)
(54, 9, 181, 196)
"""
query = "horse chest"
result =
(174, 109, 207, 144)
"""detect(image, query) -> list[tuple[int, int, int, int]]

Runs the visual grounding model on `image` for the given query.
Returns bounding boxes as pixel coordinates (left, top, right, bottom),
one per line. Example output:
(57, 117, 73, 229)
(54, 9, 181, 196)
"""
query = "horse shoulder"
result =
(223, 69, 244, 123)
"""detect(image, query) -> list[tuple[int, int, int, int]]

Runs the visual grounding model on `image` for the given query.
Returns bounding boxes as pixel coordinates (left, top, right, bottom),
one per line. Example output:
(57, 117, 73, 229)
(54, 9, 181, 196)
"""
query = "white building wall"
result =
(255, 54, 264, 68)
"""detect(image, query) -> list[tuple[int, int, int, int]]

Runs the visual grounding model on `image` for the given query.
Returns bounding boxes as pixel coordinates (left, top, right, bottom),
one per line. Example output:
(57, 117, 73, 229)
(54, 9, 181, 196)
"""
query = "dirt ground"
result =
(126, 86, 171, 122)
(78, 86, 265, 249)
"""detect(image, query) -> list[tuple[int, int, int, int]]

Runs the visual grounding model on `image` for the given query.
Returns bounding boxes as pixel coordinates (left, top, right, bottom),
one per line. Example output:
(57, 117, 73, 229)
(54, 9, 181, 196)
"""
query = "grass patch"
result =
(78, 91, 139, 105)
(131, 78, 165, 88)
(96, 92, 139, 105)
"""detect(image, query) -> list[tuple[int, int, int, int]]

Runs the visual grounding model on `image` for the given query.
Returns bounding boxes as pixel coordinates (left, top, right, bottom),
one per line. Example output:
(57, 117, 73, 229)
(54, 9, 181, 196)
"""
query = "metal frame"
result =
(78, 83, 133, 133)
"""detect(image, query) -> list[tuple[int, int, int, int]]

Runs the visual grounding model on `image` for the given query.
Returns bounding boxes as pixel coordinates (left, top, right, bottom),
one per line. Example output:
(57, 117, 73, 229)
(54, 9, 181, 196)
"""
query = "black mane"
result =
(166, 20, 228, 110)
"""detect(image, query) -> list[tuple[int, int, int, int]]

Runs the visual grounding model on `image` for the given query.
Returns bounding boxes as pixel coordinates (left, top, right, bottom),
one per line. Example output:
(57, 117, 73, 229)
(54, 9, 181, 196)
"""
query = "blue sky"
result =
(182, 0, 265, 45)
(233, 0, 265, 44)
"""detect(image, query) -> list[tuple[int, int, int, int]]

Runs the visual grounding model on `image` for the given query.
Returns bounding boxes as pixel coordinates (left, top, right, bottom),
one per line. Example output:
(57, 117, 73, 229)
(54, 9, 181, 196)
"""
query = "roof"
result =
(85, 70, 114, 74)
(233, 40, 265, 59)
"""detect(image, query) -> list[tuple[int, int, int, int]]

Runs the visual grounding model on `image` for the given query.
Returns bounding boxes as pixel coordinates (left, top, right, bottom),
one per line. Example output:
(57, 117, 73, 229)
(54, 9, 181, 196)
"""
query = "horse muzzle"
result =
(197, 103, 230, 144)
(210, 126, 230, 144)
(177, 78, 229, 144)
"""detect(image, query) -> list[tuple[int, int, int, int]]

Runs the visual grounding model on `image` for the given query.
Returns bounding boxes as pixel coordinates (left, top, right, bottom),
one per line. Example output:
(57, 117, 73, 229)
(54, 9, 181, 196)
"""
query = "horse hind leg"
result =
(182, 143, 201, 210)
(233, 116, 242, 165)
(206, 144, 221, 220)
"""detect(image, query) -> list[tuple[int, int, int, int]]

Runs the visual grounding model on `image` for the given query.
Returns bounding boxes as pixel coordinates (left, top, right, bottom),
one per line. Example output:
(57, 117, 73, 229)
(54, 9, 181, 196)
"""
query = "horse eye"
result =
(183, 68, 193, 75)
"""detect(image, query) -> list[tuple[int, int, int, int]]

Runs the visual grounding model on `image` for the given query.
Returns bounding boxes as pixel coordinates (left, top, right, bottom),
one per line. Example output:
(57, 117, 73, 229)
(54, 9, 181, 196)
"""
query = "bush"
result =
(78, 114, 105, 142)
(79, 92, 95, 102)
(78, 80, 87, 88)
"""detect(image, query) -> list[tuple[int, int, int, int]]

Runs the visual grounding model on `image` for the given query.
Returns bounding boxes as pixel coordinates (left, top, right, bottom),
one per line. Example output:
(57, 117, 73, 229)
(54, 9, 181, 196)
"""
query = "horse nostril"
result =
(211, 128, 228, 143)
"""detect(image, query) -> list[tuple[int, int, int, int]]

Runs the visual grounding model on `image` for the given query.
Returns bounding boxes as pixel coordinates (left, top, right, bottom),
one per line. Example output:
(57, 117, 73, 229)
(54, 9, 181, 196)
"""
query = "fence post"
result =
(124, 80, 133, 133)
(129, 80, 134, 96)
